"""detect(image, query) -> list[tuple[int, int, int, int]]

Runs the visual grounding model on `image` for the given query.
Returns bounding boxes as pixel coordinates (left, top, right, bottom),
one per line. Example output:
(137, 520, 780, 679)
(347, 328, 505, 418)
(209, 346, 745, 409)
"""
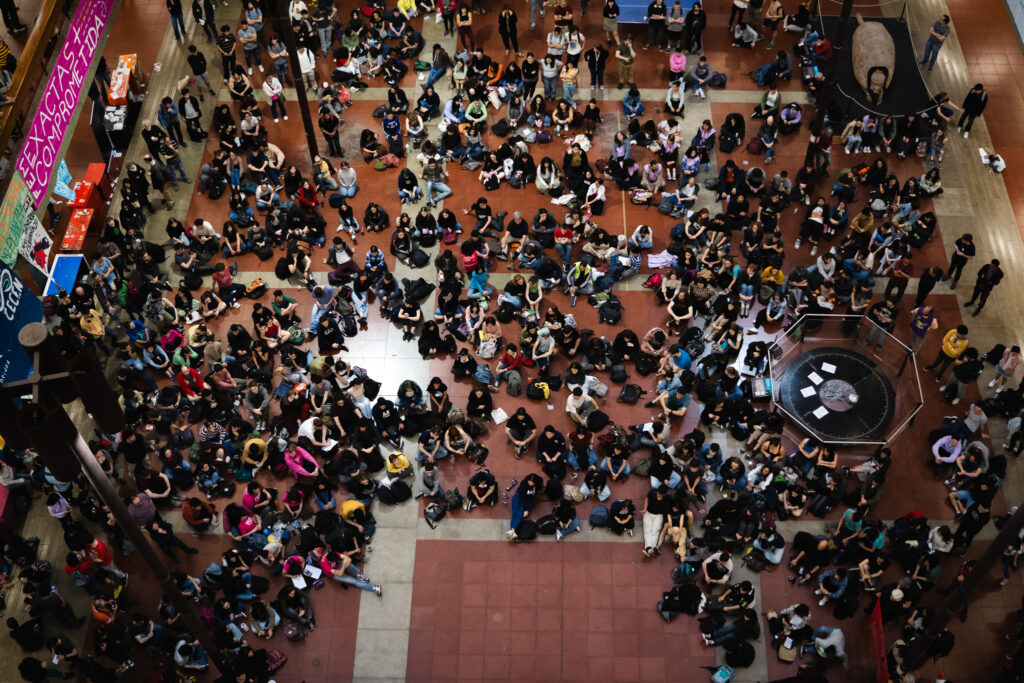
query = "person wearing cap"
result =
(531, 327, 556, 372)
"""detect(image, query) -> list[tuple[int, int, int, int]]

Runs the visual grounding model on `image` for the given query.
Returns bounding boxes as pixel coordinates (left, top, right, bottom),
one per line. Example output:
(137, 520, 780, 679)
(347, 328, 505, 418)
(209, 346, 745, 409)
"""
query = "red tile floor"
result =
(40, 0, 1024, 680)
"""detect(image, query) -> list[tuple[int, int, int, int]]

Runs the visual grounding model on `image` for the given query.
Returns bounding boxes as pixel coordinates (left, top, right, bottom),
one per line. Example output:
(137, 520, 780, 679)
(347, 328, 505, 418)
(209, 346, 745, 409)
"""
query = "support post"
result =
(272, 0, 319, 163)
(802, 0, 856, 172)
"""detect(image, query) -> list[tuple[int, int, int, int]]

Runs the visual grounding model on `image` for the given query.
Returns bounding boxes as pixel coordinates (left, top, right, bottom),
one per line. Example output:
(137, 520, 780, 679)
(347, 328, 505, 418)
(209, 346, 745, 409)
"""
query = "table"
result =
(67, 180, 95, 208)
(109, 53, 140, 106)
(61, 208, 93, 251)
(84, 163, 113, 203)
(44, 254, 87, 296)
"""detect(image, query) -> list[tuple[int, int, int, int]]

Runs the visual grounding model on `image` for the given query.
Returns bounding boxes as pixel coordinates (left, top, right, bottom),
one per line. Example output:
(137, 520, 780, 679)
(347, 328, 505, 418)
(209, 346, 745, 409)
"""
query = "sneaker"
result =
(247, 67, 253, 76)
(963, 132, 969, 139)
(555, 530, 563, 541)
(951, 398, 960, 405)
(240, 622, 249, 631)
(988, 379, 998, 388)
(506, 528, 517, 538)
(373, 584, 383, 596)
(818, 597, 828, 606)
(569, 295, 577, 307)
(258, 64, 265, 73)
(274, 118, 279, 123)
(283, 115, 289, 120)
(793, 238, 801, 249)
(231, 302, 241, 309)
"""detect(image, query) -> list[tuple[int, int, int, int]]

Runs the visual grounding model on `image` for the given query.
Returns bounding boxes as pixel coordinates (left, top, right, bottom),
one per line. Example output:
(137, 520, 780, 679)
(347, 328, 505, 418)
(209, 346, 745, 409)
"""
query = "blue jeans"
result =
(563, 82, 576, 107)
(339, 184, 357, 197)
(425, 67, 446, 88)
(568, 449, 597, 470)
(542, 76, 558, 100)
(418, 445, 448, 462)
(352, 291, 368, 318)
(651, 471, 682, 490)
(273, 60, 292, 85)
(559, 518, 580, 535)
(865, 325, 886, 348)
(3, 472, 32, 491)
(500, 293, 522, 307)
(509, 493, 535, 530)
(243, 47, 261, 69)
(308, 303, 331, 332)
(922, 39, 941, 69)
(331, 563, 376, 592)
(170, 11, 186, 40)
(556, 242, 572, 265)
(530, 0, 543, 25)
(468, 285, 493, 299)
(426, 181, 452, 204)
(169, 158, 189, 186)
(580, 481, 611, 501)
(601, 459, 631, 476)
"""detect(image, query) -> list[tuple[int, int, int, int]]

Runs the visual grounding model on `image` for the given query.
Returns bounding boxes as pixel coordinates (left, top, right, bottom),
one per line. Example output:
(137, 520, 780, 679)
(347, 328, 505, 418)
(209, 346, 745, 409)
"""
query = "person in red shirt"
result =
(84, 535, 128, 582)
(297, 179, 319, 210)
(211, 263, 246, 306)
(554, 225, 574, 266)
(65, 551, 98, 594)
(177, 366, 205, 399)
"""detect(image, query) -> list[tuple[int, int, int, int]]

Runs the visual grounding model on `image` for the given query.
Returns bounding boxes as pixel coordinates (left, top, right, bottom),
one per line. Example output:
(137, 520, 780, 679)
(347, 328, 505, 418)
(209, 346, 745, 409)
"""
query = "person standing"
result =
(160, 135, 190, 189)
(498, 5, 519, 55)
(192, 0, 217, 42)
(296, 45, 317, 92)
(684, 1, 706, 53)
(914, 265, 943, 308)
(268, 37, 293, 85)
(615, 36, 635, 89)
(166, 0, 187, 42)
(602, 0, 620, 44)
(884, 253, 913, 301)
(942, 232, 975, 287)
(666, 0, 685, 52)
(238, 19, 262, 75)
(920, 14, 951, 72)
(989, 345, 1021, 392)
(186, 45, 217, 98)
(216, 24, 238, 84)
(585, 43, 608, 90)
(263, 74, 287, 122)
(924, 324, 969, 382)
(645, 0, 667, 51)
(907, 305, 938, 355)
(958, 83, 988, 139)
(965, 258, 1004, 315)
(727, 0, 747, 29)
(0, 0, 27, 32)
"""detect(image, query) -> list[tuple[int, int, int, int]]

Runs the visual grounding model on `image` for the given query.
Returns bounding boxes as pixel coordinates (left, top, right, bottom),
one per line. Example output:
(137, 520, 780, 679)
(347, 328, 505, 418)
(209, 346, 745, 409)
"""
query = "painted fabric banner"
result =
(0, 258, 43, 384)
(0, 171, 29, 267)
(15, 0, 117, 208)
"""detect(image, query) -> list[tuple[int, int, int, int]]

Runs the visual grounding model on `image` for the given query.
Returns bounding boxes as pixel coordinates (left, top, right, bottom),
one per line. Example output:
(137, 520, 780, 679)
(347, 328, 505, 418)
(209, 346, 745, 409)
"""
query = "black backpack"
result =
(535, 514, 559, 534)
(514, 519, 538, 541)
(424, 502, 446, 528)
(410, 248, 430, 268)
(599, 301, 622, 325)
(610, 364, 628, 383)
(617, 383, 645, 405)
(635, 353, 658, 376)
(491, 118, 511, 136)
(444, 488, 464, 511)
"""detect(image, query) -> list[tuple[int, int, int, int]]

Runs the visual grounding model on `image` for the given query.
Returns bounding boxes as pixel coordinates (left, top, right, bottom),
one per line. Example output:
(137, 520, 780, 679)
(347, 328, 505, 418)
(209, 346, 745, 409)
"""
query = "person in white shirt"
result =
(288, 0, 307, 22)
(565, 387, 598, 425)
(262, 75, 287, 122)
(296, 45, 317, 92)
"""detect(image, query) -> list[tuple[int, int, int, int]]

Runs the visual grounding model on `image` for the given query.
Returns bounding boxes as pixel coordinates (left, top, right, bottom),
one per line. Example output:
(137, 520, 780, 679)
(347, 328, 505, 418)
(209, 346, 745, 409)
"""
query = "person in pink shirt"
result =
(989, 345, 1021, 393)
(284, 443, 320, 481)
(320, 550, 382, 595)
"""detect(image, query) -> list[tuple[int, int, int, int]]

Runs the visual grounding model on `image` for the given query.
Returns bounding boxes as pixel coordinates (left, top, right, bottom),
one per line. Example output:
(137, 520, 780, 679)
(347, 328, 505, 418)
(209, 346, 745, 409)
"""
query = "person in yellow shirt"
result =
(385, 450, 412, 480)
(924, 324, 968, 382)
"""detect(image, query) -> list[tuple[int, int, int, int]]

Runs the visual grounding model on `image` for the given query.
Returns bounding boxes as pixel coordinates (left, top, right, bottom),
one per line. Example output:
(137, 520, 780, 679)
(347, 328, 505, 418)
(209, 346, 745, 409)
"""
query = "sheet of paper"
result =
(303, 565, 323, 580)
(292, 576, 307, 590)
(820, 362, 836, 374)
(812, 406, 829, 419)
(808, 372, 823, 385)
(800, 386, 816, 398)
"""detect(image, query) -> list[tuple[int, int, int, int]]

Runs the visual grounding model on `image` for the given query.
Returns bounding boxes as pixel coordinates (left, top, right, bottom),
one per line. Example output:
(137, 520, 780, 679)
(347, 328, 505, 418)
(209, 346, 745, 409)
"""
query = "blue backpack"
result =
(710, 665, 734, 683)
(588, 505, 610, 528)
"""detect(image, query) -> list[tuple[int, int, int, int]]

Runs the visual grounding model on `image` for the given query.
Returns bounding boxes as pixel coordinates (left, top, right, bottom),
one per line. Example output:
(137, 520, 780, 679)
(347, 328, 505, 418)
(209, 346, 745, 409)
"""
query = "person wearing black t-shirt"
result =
(640, 486, 671, 556)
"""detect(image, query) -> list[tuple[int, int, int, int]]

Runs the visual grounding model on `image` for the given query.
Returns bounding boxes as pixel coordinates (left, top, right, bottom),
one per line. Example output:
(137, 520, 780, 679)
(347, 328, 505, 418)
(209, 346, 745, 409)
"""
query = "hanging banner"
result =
(15, 0, 117, 208)
(0, 258, 43, 384)
(19, 209, 52, 275)
(0, 171, 30, 267)
(53, 159, 76, 201)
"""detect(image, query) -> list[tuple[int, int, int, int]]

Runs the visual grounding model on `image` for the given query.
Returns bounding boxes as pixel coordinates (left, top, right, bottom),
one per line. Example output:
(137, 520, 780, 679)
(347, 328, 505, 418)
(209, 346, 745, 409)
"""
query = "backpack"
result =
(491, 118, 511, 136)
(658, 194, 676, 215)
(246, 278, 268, 299)
(442, 227, 458, 244)
(610, 364, 628, 383)
(380, 153, 401, 167)
(483, 175, 501, 191)
(752, 63, 775, 87)
(585, 410, 610, 432)
(372, 104, 387, 118)
(684, 337, 706, 360)
(536, 129, 552, 144)
(184, 273, 203, 290)
(413, 59, 431, 71)
(743, 548, 769, 572)
(444, 488, 464, 511)
(410, 248, 430, 268)
(283, 621, 308, 641)
(526, 380, 550, 400)
(424, 502, 447, 528)
(478, 338, 498, 359)
(328, 193, 343, 208)
(505, 370, 522, 396)
(746, 137, 765, 155)
(589, 505, 610, 528)
(710, 665, 735, 683)
(514, 519, 538, 541)
(535, 514, 559, 535)
(617, 383, 645, 404)
(460, 158, 483, 171)
(708, 72, 727, 88)
(635, 353, 658, 376)
(599, 301, 622, 325)
(643, 273, 663, 290)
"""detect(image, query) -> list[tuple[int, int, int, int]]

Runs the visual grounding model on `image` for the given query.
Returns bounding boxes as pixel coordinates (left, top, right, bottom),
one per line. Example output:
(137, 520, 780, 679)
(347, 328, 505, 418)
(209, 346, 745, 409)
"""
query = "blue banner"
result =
(0, 260, 43, 384)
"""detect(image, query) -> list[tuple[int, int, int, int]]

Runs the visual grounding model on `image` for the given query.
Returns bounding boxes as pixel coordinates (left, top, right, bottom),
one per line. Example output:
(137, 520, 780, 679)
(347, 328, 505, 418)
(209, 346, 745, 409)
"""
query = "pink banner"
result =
(16, 0, 116, 208)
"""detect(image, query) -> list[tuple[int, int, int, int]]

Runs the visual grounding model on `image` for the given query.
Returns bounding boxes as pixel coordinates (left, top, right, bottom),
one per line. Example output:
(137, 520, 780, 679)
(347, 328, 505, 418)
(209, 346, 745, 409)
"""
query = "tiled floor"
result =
(17, 0, 1024, 681)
